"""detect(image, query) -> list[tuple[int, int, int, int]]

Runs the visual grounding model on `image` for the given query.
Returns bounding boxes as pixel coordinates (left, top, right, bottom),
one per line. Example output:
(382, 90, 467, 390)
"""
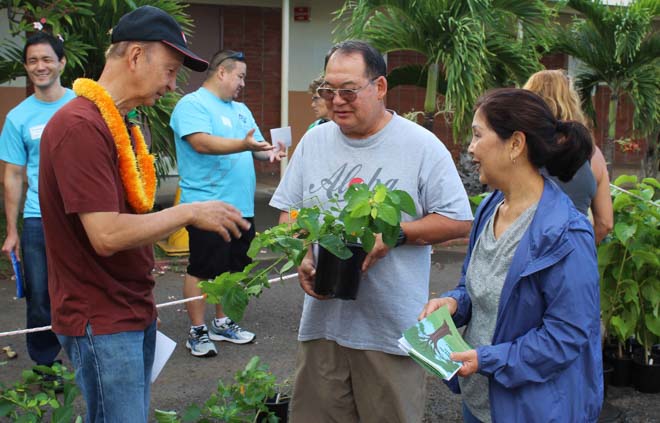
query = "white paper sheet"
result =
(151, 330, 176, 383)
(270, 126, 292, 152)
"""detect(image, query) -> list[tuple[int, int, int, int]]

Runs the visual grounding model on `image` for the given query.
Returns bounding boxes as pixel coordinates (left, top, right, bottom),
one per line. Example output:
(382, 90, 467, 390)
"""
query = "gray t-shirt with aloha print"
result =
(270, 113, 473, 355)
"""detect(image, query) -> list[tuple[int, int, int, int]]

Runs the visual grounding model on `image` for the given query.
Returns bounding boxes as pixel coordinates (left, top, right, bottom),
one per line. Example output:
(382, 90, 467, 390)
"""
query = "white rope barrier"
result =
(610, 183, 660, 207)
(0, 272, 298, 339)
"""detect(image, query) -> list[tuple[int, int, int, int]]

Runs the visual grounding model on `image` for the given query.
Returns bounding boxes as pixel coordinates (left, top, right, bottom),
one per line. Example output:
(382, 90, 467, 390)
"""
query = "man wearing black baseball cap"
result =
(39, 6, 250, 422)
(111, 5, 208, 72)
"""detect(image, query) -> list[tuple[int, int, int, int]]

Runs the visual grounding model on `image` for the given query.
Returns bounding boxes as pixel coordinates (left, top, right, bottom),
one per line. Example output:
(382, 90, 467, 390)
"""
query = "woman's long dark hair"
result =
(475, 88, 593, 182)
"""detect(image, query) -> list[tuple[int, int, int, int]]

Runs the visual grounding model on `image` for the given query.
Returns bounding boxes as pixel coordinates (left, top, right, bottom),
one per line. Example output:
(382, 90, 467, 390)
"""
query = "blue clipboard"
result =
(10, 251, 24, 298)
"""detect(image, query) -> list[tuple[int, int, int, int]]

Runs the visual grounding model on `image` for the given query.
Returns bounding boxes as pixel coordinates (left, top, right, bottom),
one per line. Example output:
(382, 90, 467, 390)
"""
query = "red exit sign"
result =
(294, 6, 310, 22)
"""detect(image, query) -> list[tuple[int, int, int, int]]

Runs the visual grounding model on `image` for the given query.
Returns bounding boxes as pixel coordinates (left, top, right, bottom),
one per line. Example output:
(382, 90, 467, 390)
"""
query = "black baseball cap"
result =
(111, 5, 208, 72)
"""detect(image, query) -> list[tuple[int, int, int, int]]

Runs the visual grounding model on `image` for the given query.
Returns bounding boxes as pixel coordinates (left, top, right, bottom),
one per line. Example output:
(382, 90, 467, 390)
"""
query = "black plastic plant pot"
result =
(314, 243, 367, 300)
(257, 396, 290, 422)
(603, 362, 614, 398)
(609, 355, 633, 387)
(631, 358, 660, 393)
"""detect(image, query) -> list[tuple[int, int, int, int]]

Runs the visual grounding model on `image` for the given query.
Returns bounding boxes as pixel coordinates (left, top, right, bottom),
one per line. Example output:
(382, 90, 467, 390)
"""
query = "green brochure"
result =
(398, 305, 472, 380)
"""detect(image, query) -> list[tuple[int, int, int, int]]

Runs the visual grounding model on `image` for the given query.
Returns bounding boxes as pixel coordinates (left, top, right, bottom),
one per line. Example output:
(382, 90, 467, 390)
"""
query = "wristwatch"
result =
(395, 226, 407, 247)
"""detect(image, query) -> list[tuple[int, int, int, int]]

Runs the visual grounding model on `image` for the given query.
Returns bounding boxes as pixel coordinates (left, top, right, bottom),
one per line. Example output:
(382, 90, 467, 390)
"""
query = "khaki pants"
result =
(290, 339, 426, 423)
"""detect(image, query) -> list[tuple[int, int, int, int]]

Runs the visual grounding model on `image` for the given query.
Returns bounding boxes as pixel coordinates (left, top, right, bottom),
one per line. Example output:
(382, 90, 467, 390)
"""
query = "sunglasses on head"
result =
(217, 51, 245, 66)
(316, 77, 378, 102)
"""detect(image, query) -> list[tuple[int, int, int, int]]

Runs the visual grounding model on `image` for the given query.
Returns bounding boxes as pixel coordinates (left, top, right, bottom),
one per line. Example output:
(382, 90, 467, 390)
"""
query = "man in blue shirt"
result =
(170, 50, 285, 357)
(0, 32, 76, 369)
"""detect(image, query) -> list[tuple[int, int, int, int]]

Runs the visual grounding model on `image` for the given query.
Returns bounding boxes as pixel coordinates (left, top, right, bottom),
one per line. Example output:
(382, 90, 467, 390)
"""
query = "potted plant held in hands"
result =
(200, 182, 417, 322)
(598, 175, 660, 392)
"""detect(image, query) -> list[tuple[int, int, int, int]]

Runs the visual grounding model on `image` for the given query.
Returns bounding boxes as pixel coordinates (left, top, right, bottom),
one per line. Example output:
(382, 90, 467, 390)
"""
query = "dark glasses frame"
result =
(217, 51, 245, 67)
(316, 77, 379, 102)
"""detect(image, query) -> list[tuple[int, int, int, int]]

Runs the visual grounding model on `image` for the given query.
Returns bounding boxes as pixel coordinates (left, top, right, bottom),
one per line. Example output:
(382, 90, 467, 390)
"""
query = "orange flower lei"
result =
(72, 78, 156, 214)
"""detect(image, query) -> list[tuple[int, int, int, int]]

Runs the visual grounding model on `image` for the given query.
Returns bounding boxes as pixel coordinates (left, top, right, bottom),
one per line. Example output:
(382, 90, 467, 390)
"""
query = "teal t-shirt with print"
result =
(170, 87, 264, 217)
(0, 89, 76, 218)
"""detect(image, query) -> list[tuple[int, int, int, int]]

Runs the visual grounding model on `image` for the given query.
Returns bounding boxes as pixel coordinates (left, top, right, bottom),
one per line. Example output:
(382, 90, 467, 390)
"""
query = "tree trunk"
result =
(422, 62, 439, 132)
(604, 93, 619, 178)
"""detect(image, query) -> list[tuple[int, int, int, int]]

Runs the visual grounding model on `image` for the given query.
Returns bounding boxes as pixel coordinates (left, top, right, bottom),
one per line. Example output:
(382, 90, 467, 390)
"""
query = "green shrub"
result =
(598, 175, 660, 362)
(0, 363, 81, 422)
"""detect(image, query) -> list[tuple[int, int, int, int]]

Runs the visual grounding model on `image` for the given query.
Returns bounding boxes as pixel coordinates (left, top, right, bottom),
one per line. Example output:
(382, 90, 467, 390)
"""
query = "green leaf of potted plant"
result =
(199, 182, 417, 321)
(598, 175, 660, 391)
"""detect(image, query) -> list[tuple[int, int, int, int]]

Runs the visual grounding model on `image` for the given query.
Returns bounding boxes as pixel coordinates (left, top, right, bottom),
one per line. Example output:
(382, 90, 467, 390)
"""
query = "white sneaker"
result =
(209, 319, 256, 344)
(185, 326, 218, 357)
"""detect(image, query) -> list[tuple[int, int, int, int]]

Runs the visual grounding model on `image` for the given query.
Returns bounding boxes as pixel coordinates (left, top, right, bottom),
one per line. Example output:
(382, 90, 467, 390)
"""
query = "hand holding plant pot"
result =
(200, 183, 416, 321)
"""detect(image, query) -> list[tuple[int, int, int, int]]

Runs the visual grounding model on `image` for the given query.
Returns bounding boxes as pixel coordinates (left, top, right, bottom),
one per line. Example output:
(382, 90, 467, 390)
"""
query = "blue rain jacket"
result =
(443, 178, 603, 422)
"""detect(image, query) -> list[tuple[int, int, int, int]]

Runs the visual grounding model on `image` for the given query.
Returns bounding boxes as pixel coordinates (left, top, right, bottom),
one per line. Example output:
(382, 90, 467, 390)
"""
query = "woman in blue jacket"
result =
(420, 88, 603, 422)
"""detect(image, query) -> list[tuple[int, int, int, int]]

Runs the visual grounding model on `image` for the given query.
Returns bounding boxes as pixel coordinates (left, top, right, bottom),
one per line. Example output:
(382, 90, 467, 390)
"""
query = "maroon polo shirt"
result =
(39, 96, 156, 337)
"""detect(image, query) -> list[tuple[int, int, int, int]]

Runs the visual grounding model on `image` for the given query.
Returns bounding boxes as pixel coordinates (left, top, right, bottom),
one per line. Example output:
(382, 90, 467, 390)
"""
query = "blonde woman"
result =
(523, 69, 613, 243)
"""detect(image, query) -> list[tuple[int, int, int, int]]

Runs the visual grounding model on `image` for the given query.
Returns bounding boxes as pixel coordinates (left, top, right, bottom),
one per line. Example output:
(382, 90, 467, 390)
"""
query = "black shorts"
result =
(186, 218, 255, 280)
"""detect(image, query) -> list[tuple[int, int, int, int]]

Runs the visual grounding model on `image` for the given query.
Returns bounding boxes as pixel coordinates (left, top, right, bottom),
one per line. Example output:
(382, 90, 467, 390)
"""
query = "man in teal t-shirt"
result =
(0, 32, 75, 369)
(170, 50, 285, 358)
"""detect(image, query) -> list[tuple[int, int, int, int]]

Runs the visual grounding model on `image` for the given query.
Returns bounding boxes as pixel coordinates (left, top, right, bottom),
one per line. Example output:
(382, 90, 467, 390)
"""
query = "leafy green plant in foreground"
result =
(0, 363, 81, 422)
(155, 356, 280, 423)
(200, 183, 417, 322)
(598, 175, 659, 363)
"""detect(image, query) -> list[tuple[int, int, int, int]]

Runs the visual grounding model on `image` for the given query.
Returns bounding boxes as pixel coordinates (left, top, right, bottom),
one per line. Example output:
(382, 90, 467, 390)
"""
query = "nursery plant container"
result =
(609, 355, 633, 387)
(314, 243, 366, 300)
(258, 395, 290, 422)
(631, 357, 660, 393)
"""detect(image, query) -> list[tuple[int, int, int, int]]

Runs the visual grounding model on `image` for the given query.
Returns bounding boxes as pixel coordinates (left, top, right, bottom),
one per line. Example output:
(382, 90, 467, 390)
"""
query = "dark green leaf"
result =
(344, 215, 368, 235)
(319, 235, 352, 259)
(361, 229, 376, 252)
(350, 202, 372, 218)
(247, 238, 262, 259)
(182, 404, 202, 422)
(220, 285, 249, 323)
(631, 250, 660, 269)
(614, 222, 637, 244)
(380, 221, 400, 247)
(393, 190, 417, 216)
(377, 203, 399, 226)
(645, 312, 660, 337)
(280, 260, 295, 274)
(614, 174, 639, 187)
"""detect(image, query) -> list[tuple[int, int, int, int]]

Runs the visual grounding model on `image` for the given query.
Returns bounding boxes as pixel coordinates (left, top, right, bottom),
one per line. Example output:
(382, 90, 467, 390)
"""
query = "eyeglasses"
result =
(216, 51, 245, 67)
(311, 95, 322, 102)
(316, 78, 378, 102)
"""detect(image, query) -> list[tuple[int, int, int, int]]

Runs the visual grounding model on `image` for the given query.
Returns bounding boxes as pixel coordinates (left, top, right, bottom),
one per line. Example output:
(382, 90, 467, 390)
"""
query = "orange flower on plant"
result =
(72, 78, 156, 214)
(290, 209, 299, 219)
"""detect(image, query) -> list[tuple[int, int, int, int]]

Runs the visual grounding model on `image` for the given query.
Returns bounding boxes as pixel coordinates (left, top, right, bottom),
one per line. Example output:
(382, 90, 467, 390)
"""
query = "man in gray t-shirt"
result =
(270, 41, 473, 422)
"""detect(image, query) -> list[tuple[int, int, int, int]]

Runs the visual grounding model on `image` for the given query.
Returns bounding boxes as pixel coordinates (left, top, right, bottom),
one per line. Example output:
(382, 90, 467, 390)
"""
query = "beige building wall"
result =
(286, 0, 342, 149)
(0, 10, 29, 184)
(191, 0, 341, 152)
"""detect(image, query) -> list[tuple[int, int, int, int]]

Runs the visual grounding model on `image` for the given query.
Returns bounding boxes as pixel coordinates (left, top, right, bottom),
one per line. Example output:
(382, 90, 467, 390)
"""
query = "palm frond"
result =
(386, 64, 448, 94)
(556, 0, 659, 139)
(333, 0, 553, 142)
(441, 16, 490, 140)
(613, 6, 652, 65)
(566, 0, 611, 37)
(485, 36, 543, 86)
(573, 70, 601, 127)
(626, 63, 660, 136)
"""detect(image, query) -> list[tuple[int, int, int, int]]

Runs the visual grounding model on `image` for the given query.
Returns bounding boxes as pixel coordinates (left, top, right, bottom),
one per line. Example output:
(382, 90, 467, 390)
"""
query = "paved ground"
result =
(1, 187, 658, 422)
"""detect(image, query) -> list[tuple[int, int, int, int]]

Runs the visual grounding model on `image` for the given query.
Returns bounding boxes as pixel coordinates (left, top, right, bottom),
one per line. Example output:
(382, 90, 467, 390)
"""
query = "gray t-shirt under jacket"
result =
(459, 201, 538, 423)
